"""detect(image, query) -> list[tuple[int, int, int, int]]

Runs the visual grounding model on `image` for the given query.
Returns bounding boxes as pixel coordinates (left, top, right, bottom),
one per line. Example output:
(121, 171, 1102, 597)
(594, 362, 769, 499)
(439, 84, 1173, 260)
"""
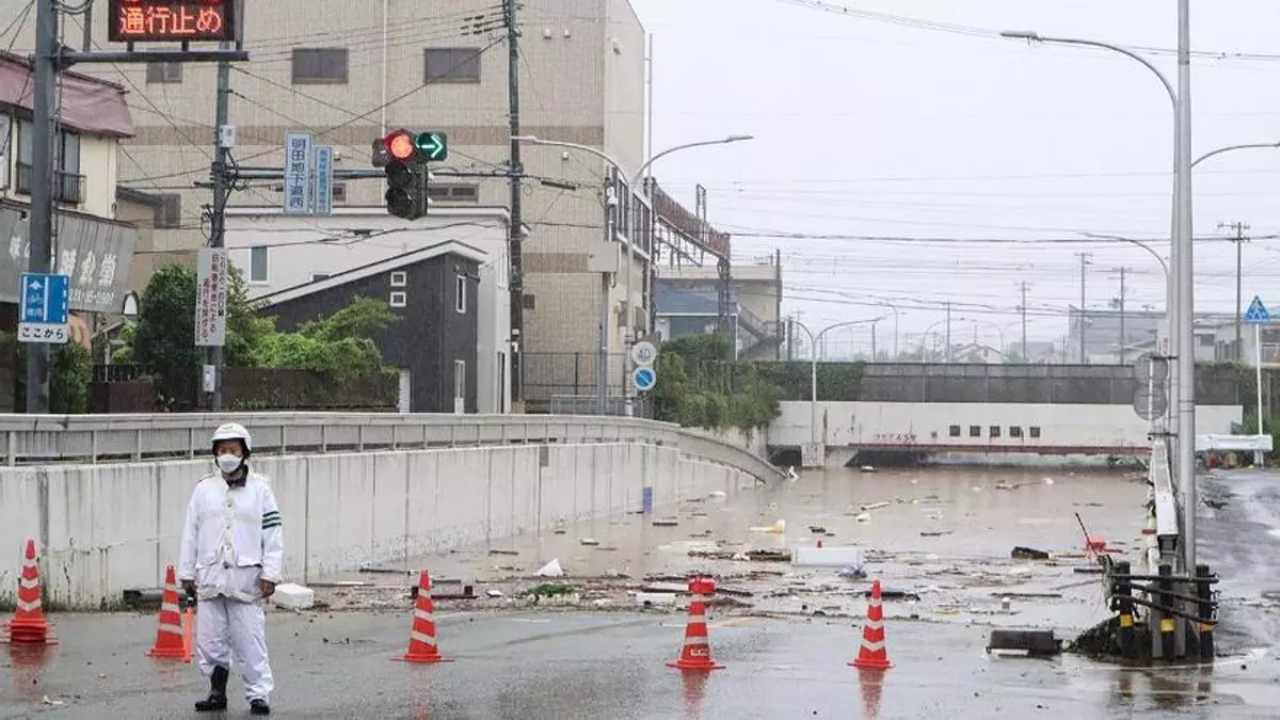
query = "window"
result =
(454, 359, 467, 405)
(0, 114, 9, 189)
(426, 184, 480, 203)
(390, 271, 407, 287)
(331, 182, 347, 204)
(292, 48, 349, 84)
(390, 291, 407, 308)
(145, 61, 182, 84)
(989, 425, 1001, 438)
(969, 425, 981, 438)
(17, 119, 82, 203)
(1010, 426, 1023, 438)
(522, 293, 536, 310)
(1030, 426, 1041, 439)
(425, 48, 481, 83)
(155, 194, 182, 229)
(949, 425, 961, 438)
(1198, 334, 1215, 347)
(250, 247, 268, 282)
(455, 274, 467, 313)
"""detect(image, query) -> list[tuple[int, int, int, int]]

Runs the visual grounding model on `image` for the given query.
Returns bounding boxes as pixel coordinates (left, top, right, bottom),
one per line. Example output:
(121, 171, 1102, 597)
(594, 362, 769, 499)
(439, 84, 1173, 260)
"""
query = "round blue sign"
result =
(632, 367, 657, 392)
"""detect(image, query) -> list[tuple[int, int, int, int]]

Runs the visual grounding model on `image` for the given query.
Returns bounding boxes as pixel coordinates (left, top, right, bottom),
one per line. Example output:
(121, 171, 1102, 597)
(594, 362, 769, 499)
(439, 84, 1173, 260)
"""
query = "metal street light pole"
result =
(512, 134, 753, 415)
(1001, 26, 1196, 571)
(791, 318, 882, 458)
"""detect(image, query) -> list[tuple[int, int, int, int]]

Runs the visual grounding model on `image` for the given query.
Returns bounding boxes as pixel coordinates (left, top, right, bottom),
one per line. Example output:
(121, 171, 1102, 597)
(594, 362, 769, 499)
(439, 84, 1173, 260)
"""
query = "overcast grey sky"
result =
(631, 0, 1280, 354)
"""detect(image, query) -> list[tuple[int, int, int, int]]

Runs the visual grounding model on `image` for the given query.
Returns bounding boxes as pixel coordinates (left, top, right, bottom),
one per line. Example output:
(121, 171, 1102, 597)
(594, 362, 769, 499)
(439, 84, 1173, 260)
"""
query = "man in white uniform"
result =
(179, 423, 283, 716)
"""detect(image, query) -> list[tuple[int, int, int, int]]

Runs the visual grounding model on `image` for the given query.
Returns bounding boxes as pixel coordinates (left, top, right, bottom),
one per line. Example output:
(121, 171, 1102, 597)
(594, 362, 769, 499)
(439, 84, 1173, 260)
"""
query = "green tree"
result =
(255, 296, 399, 382)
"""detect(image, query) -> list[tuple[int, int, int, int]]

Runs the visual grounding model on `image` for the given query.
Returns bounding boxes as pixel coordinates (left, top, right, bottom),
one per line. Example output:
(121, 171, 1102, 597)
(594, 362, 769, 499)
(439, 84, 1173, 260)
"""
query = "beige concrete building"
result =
(2, 0, 650, 408)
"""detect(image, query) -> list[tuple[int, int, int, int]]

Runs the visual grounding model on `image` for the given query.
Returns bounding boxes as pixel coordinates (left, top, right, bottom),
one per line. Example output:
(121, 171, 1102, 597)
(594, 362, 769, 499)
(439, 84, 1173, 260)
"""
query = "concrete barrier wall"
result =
(0, 442, 748, 609)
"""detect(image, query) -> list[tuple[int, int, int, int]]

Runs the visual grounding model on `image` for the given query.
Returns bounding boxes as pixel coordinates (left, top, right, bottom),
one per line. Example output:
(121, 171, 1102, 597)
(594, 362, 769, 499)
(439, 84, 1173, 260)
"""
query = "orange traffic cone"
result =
(396, 571, 452, 664)
(147, 565, 189, 661)
(4, 538, 53, 645)
(667, 575, 724, 671)
(850, 579, 892, 670)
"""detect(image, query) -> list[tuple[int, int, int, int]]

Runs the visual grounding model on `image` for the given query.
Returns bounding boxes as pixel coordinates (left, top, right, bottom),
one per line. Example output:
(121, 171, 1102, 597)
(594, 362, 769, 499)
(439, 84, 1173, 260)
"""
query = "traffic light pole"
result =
(25, 0, 57, 413)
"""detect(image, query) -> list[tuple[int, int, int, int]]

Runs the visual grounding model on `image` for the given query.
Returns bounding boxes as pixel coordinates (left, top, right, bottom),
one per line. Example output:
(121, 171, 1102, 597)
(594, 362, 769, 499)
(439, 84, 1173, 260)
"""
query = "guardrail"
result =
(0, 413, 785, 481)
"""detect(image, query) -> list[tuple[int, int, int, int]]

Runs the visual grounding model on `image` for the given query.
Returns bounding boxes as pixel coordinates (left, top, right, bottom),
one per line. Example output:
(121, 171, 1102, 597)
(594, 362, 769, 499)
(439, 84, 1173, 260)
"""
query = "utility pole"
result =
(207, 48, 232, 412)
(1219, 221, 1250, 362)
(944, 301, 952, 364)
(504, 0, 524, 407)
(1076, 252, 1092, 363)
(26, 0, 57, 413)
(1176, 0, 1197, 572)
(870, 321, 877, 361)
(1112, 267, 1128, 365)
(1019, 281, 1029, 362)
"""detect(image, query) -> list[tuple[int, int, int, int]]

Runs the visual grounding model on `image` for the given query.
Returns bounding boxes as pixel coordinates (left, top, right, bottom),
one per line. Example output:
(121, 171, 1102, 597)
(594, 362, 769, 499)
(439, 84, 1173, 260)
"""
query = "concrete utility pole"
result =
(1113, 267, 1128, 365)
(1019, 282, 1029, 362)
(207, 48, 232, 412)
(599, 183, 615, 415)
(870, 321, 877, 361)
(25, 0, 57, 413)
(504, 0, 525, 406)
(1076, 252, 1092, 363)
(1220, 221, 1250, 362)
(944, 302, 952, 363)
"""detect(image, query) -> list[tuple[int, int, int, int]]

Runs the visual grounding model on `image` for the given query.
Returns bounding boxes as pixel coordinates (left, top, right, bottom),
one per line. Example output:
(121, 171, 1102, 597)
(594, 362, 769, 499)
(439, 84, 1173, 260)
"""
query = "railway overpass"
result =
(762, 363, 1246, 467)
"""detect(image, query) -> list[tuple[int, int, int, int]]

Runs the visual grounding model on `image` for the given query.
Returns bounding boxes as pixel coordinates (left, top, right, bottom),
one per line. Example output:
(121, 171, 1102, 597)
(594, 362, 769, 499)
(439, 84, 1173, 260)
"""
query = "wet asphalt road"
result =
(5, 465, 1280, 718)
(1198, 468, 1280, 651)
(4, 609, 1279, 720)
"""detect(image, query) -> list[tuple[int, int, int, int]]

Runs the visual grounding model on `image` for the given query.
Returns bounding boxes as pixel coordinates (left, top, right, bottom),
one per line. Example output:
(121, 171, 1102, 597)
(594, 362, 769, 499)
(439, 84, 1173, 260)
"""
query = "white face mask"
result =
(215, 453, 244, 474)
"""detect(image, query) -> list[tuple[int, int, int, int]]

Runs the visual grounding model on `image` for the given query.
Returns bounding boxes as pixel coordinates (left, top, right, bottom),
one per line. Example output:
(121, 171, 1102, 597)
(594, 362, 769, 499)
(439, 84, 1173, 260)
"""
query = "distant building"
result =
(1068, 308, 1233, 364)
(655, 260, 782, 360)
(255, 241, 487, 414)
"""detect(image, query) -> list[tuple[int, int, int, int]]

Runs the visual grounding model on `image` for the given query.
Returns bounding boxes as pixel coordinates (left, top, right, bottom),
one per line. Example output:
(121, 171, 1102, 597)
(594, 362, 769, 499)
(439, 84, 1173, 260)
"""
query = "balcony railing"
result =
(16, 162, 85, 205)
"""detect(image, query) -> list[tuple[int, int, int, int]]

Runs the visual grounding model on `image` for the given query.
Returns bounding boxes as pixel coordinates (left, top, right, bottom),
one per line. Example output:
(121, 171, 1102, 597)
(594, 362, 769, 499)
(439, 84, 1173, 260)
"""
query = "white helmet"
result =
(211, 423, 253, 453)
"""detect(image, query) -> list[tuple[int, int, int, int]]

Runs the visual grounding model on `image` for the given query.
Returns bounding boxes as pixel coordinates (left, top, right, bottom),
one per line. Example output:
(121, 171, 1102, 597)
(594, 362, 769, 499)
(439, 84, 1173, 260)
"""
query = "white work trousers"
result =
(196, 596, 274, 702)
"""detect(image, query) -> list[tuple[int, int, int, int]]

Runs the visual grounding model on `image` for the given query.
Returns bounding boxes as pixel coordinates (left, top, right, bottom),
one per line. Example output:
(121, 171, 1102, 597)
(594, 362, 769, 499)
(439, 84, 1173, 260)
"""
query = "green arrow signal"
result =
(415, 132, 448, 161)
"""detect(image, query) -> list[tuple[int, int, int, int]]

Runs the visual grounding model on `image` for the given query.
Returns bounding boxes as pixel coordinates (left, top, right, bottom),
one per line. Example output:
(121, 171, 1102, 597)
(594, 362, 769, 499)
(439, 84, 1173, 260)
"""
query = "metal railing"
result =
(0, 412, 785, 481)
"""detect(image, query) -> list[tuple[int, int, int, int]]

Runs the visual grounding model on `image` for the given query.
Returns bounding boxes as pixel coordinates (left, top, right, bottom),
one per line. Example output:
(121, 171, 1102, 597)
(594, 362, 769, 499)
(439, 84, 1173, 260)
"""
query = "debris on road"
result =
(579, 537, 600, 546)
(991, 592, 1063, 599)
(855, 513, 871, 523)
(838, 566, 867, 579)
(860, 501, 890, 511)
(749, 519, 787, 533)
(708, 490, 727, 499)
(536, 559, 565, 577)
(920, 530, 954, 537)
(808, 525, 827, 534)
(865, 588, 920, 601)
(358, 564, 413, 575)
(652, 518, 679, 527)
(860, 465, 876, 473)
(987, 629, 1062, 657)
(1011, 546, 1051, 560)
(486, 589, 504, 598)
(634, 592, 677, 608)
(272, 583, 316, 610)
(488, 549, 519, 556)
(994, 482, 1026, 491)
(792, 546, 865, 569)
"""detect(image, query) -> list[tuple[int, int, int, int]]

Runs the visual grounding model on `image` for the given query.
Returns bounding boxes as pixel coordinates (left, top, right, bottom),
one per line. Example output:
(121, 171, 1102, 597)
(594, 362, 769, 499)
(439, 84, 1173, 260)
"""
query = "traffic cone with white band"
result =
(397, 570, 452, 664)
(850, 579, 892, 670)
(667, 575, 724, 671)
(4, 539, 53, 644)
(146, 565, 189, 661)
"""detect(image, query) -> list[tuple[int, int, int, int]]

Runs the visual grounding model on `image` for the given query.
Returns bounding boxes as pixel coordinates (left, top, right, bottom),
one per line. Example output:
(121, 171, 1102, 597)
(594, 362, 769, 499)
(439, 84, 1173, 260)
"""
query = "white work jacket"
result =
(178, 468, 284, 603)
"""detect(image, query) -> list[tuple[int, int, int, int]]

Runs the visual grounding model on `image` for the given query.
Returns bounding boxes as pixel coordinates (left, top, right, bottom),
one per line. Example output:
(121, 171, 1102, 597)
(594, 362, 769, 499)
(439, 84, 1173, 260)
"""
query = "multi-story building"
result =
(0, 51, 138, 348)
(2, 1, 651, 412)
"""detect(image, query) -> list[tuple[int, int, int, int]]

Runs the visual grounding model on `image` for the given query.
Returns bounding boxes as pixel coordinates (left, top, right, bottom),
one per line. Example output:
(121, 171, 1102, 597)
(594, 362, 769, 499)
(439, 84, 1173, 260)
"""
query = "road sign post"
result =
(1244, 296, 1270, 456)
(18, 273, 70, 345)
(631, 340, 657, 368)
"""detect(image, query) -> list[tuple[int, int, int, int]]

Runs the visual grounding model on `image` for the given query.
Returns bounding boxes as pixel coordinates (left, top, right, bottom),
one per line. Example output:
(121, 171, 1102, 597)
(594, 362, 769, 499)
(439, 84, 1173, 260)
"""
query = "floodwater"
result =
(337, 464, 1154, 633)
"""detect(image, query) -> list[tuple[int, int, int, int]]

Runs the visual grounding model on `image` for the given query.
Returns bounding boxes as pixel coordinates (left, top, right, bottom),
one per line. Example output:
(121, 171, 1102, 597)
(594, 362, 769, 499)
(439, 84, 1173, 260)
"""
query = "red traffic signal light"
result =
(385, 130, 417, 162)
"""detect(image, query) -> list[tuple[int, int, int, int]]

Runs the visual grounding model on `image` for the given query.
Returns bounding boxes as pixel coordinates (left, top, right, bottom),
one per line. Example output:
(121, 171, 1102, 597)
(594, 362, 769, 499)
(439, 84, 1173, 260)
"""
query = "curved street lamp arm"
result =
(1001, 33, 1176, 109)
(631, 137, 752, 187)
(511, 136, 623, 175)
(1082, 233, 1170, 281)
(1192, 141, 1280, 168)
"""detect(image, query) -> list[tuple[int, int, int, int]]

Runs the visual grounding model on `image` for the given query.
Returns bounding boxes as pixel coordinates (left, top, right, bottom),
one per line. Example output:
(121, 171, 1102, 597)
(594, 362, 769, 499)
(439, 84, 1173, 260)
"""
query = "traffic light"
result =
(382, 129, 428, 220)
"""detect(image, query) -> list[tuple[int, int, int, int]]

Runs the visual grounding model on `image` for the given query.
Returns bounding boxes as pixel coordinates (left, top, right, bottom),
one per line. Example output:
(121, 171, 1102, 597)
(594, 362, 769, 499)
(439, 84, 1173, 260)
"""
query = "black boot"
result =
(194, 666, 229, 712)
(249, 698, 271, 715)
